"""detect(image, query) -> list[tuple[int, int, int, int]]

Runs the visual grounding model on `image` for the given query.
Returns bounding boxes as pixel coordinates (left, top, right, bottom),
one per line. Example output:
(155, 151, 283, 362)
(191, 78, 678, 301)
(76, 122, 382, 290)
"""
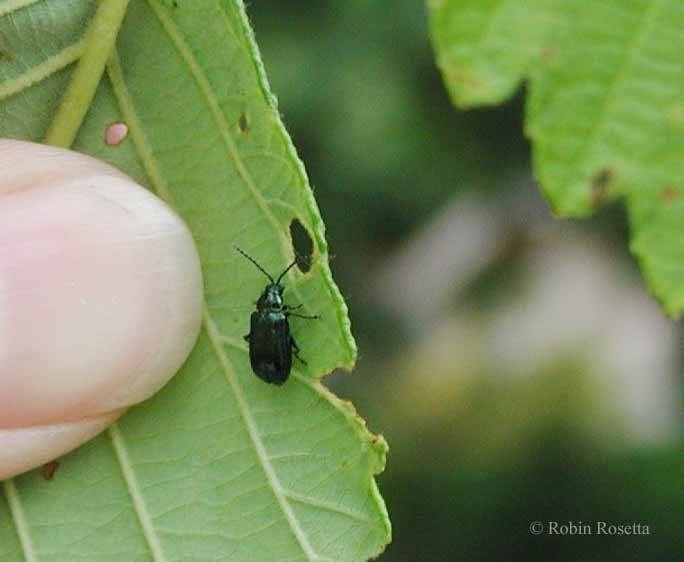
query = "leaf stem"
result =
(44, 0, 130, 148)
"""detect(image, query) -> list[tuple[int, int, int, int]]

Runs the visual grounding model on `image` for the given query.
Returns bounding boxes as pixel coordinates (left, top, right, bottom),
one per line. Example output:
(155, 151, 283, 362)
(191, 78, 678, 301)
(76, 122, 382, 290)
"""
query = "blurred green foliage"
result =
(251, 0, 528, 255)
(428, 0, 684, 316)
(249, 1, 684, 560)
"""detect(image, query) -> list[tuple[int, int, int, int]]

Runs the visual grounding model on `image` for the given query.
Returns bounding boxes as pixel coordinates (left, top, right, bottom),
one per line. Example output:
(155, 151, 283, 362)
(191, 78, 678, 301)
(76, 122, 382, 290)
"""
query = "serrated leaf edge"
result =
(235, 0, 358, 368)
(107, 40, 386, 560)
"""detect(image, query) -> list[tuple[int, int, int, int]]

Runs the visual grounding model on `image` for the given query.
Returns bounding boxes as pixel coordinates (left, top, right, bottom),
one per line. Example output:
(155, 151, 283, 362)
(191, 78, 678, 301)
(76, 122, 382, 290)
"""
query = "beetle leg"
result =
(288, 312, 320, 320)
(243, 334, 250, 342)
(284, 303, 319, 320)
(291, 336, 307, 365)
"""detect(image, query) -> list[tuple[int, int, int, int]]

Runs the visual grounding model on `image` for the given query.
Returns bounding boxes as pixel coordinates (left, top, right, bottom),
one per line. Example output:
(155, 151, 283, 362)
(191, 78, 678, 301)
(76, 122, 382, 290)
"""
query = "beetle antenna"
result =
(234, 245, 274, 283)
(276, 259, 298, 285)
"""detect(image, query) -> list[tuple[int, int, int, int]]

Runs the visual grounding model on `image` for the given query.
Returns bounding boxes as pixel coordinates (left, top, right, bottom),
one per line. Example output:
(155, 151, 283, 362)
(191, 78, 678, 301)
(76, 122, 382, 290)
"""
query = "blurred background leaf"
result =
(429, 0, 684, 316)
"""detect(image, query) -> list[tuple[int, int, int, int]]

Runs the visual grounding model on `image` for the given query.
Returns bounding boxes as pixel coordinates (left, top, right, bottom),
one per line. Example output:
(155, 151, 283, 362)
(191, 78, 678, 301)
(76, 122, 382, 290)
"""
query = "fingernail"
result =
(0, 410, 123, 480)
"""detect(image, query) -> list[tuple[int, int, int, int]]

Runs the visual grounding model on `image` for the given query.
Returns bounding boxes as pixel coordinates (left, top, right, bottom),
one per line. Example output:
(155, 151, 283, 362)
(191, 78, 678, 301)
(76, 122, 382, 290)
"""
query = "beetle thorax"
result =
(257, 284, 285, 311)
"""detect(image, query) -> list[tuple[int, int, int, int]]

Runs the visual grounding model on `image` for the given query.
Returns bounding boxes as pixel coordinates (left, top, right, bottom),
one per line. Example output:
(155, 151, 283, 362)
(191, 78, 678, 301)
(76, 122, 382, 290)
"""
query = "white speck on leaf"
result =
(105, 122, 128, 146)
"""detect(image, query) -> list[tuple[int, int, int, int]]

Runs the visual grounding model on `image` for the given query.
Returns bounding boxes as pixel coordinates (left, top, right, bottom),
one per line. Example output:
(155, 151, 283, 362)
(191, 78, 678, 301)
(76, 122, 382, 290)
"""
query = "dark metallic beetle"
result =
(235, 246, 318, 385)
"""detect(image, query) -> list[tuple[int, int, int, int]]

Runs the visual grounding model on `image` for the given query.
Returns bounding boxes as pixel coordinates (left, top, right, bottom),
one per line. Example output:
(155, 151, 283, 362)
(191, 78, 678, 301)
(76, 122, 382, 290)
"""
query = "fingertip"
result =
(0, 140, 204, 476)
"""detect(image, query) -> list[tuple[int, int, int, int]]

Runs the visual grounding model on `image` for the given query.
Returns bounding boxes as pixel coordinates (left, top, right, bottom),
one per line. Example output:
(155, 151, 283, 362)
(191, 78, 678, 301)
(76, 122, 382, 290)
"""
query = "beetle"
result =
(234, 246, 318, 385)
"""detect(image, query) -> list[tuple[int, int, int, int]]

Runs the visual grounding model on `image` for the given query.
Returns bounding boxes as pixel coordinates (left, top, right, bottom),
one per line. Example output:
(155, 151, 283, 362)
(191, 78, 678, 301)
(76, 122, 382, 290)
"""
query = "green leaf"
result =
(0, 1, 390, 560)
(428, 0, 684, 316)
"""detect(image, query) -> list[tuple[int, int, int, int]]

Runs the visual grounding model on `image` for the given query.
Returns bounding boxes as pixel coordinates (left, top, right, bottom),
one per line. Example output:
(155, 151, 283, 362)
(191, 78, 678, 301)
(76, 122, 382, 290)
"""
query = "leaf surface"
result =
(0, 1, 390, 560)
(428, 0, 684, 315)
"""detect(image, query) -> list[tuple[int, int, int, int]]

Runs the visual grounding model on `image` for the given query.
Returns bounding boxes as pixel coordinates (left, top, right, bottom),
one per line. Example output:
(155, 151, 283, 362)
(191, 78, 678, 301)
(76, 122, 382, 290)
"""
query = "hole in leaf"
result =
(290, 218, 314, 273)
(590, 167, 613, 207)
(238, 113, 249, 133)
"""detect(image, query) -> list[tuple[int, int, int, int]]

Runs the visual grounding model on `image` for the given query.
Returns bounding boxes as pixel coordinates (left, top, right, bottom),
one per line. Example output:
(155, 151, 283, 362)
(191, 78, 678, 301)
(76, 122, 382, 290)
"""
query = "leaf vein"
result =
(281, 489, 376, 526)
(109, 423, 168, 562)
(204, 309, 322, 561)
(2, 479, 38, 562)
(0, 38, 85, 102)
(0, 0, 40, 18)
(106, 50, 175, 204)
(558, 0, 663, 194)
(145, 0, 282, 242)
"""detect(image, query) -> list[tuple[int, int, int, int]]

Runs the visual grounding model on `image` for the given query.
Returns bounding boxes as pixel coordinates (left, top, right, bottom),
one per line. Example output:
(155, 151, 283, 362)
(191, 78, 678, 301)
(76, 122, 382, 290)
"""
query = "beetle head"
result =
(257, 283, 285, 310)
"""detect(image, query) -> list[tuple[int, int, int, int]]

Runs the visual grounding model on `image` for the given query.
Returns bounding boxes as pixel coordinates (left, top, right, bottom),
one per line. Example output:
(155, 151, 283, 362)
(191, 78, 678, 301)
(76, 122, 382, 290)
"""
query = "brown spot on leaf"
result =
(42, 461, 59, 481)
(668, 103, 684, 128)
(237, 113, 249, 133)
(445, 69, 482, 88)
(660, 185, 679, 205)
(540, 46, 558, 62)
(590, 168, 613, 207)
(0, 34, 14, 61)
